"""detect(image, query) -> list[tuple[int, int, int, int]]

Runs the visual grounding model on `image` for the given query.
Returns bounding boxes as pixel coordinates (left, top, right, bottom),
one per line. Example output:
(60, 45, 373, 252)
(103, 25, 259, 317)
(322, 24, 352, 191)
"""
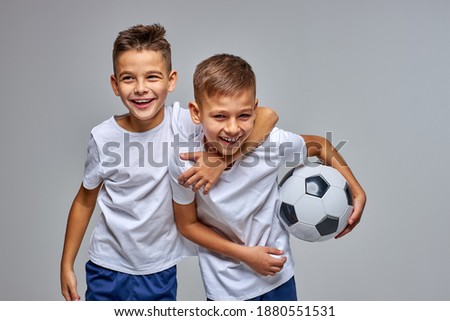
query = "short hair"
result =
(193, 54, 256, 105)
(112, 24, 172, 74)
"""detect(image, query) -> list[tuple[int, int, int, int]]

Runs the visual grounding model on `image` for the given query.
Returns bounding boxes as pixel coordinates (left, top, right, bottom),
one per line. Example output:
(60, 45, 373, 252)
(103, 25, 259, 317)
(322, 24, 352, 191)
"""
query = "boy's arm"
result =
(178, 106, 278, 194)
(60, 183, 100, 301)
(302, 135, 367, 238)
(173, 201, 286, 276)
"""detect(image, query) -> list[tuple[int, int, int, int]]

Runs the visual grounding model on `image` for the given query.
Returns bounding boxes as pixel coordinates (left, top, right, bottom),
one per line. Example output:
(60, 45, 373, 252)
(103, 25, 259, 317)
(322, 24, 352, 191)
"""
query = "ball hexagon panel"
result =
(290, 221, 321, 242)
(321, 186, 349, 218)
(279, 175, 306, 205)
(291, 163, 322, 179)
(294, 194, 326, 225)
(320, 165, 347, 189)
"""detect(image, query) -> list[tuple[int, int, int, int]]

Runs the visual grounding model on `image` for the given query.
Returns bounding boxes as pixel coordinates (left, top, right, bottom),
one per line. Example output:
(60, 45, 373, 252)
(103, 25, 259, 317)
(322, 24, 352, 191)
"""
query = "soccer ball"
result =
(278, 163, 354, 242)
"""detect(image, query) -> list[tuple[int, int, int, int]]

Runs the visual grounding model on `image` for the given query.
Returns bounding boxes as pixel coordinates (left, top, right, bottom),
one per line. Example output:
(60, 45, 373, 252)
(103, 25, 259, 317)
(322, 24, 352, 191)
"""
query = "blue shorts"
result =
(207, 276, 298, 301)
(85, 260, 177, 301)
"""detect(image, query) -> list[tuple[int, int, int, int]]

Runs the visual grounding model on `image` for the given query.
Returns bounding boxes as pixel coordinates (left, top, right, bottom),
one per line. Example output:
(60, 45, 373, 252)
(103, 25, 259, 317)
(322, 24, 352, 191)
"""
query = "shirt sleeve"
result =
(270, 127, 307, 167)
(82, 134, 103, 189)
(168, 149, 196, 205)
(171, 102, 201, 140)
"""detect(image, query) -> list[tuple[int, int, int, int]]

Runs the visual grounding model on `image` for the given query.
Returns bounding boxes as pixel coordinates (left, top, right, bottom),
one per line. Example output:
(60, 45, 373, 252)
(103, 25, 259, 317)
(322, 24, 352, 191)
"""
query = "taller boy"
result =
(60, 24, 277, 301)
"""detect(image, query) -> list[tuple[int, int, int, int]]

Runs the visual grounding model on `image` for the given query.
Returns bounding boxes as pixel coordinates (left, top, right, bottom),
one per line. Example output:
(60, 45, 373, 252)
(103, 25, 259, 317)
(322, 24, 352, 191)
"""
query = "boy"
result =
(60, 24, 278, 301)
(169, 54, 366, 300)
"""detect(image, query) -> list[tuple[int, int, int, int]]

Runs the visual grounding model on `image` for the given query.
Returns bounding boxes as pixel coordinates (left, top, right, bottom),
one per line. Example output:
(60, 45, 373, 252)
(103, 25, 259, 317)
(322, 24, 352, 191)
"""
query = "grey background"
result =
(1, 0, 449, 300)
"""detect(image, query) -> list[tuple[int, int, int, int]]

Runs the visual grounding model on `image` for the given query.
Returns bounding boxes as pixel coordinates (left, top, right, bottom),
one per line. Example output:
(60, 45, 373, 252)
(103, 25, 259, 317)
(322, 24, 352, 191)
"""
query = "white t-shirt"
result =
(169, 127, 306, 300)
(83, 102, 197, 275)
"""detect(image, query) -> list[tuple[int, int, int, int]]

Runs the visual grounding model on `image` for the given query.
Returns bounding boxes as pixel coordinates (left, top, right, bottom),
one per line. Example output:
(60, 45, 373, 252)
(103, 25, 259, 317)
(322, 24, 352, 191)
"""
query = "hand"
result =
(178, 151, 227, 195)
(240, 246, 287, 276)
(61, 268, 81, 301)
(335, 188, 366, 239)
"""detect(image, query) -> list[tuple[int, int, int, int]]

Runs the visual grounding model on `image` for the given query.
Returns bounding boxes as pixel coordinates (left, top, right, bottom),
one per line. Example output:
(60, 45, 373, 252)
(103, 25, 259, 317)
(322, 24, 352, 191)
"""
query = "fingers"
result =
(191, 179, 207, 193)
(71, 292, 81, 301)
(178, 175, 207, 193)
(178, 167, 196, 186)
(179, 152, 200, 161)
(62, 289, 71, 301)
(266, 247, 284, 256)
(335, 215, 358, 239)
(260, 256, 287, 276)
(335, 226, 351, 239)
(62, 287, 80, 301)
(336, 198, 364, 239)
(178, 170, 214, 194)
(201, 182, 211, 195)
(267, 250, 287, 276)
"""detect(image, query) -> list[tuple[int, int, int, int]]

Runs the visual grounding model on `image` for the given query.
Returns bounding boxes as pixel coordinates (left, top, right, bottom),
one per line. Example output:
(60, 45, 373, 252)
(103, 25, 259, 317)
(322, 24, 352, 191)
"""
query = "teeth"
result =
(134, 99, 150, 103)
(222, 137, 239, 143)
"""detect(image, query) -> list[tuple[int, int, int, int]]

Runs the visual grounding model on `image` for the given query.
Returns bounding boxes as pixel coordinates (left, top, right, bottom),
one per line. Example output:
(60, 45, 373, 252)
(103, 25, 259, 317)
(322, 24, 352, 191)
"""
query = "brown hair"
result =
(112, 24, 172, 74)
(193, 54, 256, 105)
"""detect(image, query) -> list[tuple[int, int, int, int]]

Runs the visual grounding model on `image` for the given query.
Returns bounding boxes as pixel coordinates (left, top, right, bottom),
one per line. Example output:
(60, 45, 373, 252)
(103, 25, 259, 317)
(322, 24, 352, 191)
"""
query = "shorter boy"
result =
(169, 54, 366, 300)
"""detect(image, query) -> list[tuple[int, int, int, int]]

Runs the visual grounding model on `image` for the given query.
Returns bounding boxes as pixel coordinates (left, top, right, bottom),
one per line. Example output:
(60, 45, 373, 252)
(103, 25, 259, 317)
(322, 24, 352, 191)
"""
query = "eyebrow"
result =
(208, 107, 254, 115)
(118, 70, 164, 78)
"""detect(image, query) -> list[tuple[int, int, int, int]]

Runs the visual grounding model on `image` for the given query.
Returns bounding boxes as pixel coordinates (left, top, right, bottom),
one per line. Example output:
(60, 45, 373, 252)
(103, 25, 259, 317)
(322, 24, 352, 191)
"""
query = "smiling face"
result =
(110, 49, 177, 132)
(190, 89, 258, 156)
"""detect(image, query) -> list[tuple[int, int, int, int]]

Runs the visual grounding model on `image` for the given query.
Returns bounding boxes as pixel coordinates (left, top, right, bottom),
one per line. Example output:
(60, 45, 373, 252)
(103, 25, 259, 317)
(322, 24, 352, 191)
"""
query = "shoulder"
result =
(166, 101, 186, 122)
(264, 127, 304, 145)
(168, 101, 200, 138)
(255, 127, 306, 164)
(90, 116, 116, 136)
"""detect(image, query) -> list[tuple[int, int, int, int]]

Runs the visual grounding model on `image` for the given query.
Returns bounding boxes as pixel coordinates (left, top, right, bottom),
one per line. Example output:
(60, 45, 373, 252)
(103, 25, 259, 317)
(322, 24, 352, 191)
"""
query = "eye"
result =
(239, 113, 252, 119)
(147, 73, 163, 81)
(121, 75, 134, 82)
(213, 114, 226, 119)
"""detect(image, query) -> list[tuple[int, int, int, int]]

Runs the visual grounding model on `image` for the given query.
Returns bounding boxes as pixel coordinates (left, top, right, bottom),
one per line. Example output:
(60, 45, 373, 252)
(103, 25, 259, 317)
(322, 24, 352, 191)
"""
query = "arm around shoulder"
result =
(176, 106, 278, 195)
(241, 105, 279, 154)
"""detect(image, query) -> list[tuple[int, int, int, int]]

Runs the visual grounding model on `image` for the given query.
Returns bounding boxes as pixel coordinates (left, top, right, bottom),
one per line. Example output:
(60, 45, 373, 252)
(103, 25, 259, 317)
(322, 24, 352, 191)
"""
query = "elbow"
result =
(304, 135, 328, 158)
(175, 220, 193, 239)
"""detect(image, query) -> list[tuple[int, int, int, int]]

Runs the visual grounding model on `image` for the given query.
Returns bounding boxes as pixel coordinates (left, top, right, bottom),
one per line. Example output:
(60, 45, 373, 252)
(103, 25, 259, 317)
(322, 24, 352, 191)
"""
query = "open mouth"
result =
(220, 136, 241, 146)
(131, 98, 154, 109)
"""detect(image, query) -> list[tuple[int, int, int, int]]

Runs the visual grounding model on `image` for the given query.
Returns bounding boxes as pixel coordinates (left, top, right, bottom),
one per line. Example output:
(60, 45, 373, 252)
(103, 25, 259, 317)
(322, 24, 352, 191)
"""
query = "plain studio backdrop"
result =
(1, 0, 449, 301)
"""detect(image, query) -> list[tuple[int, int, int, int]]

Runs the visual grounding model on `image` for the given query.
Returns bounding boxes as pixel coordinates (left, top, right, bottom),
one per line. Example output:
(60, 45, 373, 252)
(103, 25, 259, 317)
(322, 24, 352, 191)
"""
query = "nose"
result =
(224, 118, 240, 136)
(134, 81, 149, 95)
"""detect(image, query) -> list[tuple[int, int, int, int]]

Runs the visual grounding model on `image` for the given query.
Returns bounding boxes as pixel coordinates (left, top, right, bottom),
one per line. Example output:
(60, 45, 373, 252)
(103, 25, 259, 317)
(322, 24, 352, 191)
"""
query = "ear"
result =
(167, 70, 178, 93)
(110, 74, 120, 96)
(188, 101, 202, 125)
(252, 98, 259, 123)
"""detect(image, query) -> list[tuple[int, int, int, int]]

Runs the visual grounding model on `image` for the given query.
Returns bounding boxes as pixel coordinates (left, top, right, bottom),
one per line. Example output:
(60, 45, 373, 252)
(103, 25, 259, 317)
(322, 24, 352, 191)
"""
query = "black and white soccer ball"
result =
(278, 164, 354, 242)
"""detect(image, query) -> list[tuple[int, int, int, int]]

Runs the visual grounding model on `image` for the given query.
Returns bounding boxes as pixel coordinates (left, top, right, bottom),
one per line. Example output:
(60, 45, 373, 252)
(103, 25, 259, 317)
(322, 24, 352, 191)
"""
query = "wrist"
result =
(60, 256, 75, 271)
(232, 245, 252, 263)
